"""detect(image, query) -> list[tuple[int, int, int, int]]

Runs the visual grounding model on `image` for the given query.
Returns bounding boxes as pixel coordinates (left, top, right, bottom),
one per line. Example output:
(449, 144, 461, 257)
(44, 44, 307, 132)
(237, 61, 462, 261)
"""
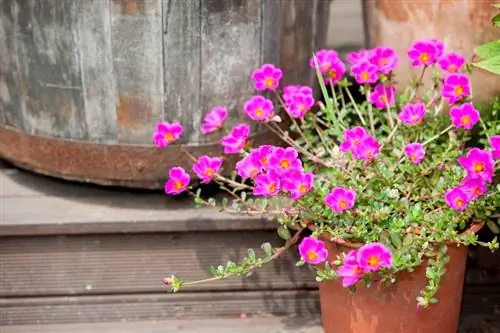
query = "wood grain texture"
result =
(77, 0, 118, 142)
(163, 0, 201, 143)
(14, 0, 87, 139)
(110, 0, 164, 144)
(0, 231, 315, 296)
(0, 291, 320, 325)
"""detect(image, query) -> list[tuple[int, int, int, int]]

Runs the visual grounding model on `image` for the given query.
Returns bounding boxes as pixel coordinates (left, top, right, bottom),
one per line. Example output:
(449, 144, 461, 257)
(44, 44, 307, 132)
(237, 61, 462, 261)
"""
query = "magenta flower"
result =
(370, 83, 395, 109)
(352, 135, 381, 161)
(243, 96, 274, 121)
(298, 237, 328, 265)
(398, 103, 426, 126)
(337, 250, 363, 287)
(340, 126, 368, 153)
(283, 85, 313, 103)
(346, 49, 372, 65)
(282, 170, 315, 200)
(235, 155, 261, 179)
(438, 52, 466, 73)
(164, 167, 190, 195)
(445, 187, 469, 211)
(351, 61, 379, 84)
(286, 93, 315, 119)
(192, 155, 222, 184)
(253, 170, 280, 197)
(458, 148, 495, 183)
(325, 187, 357, 213)
(370, 46, 399, 74)
(357, 243, 393, 273)
(310, 50, 346, 83)
(251, 64, 283, 91)
(250, 145, 275, 170)
(450, 103, 480, 130)
(153, 122, 183, 148)
(460, 177, 487, 201)
(268, 147, 302, 175)
(490, 135, 500, 159)
(220, 124, 250, 154)
(407, 39, 441, 66)
(404, 143, 425, 165)
(201, 107, 228, 134)
(441, 74, 470, 104)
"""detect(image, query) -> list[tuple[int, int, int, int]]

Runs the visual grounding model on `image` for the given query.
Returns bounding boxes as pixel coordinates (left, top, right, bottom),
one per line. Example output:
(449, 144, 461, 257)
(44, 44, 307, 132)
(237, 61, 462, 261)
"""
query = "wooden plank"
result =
(291, 0, 314, 87)
(163, 0, 201, 143)
(14, 0, 87, 139)
(0, 291, 320, 325)
(260, 0, 280, 67)
(200, 0, 261, 137)
(279, 0, 298, 85)
(0, 0, 26, 129)
(1, 318, 324, 333)
(76, 0, 118, 143)
(110, 0, 164, 144)
(0, 231, 315, 296)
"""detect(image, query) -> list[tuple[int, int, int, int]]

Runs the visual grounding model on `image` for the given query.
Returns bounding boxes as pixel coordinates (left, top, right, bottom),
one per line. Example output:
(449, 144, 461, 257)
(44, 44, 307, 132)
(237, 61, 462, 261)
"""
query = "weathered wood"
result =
(14, 0, 87, 139)
(77, 0, 118, 142)
(110, 0, 164, 144)
(1, 318, 324, 333)
(163, 0, 201, 143)
(0, 291, 320, 325)
(260, 0, 280, 67)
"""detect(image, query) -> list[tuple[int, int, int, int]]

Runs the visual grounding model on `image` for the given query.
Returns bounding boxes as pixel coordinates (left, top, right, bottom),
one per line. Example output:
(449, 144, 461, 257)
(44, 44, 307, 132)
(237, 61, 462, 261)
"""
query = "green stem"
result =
(365, 85, 376, 135)
(423, 125, 454, 146)
(343, 86, 367, 126)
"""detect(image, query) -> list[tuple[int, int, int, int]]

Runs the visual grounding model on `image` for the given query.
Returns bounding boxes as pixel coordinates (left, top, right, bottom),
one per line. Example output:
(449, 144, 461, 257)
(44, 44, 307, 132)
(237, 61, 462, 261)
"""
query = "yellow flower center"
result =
(280, 159, 290, 169)
(329, 70, 337, 79)
(410, 153, 417, 162)
(165, 133, 174, 142)
(268, 182, 277, 193)
(307, 250, 317, 262)
(261, 157, 268, 166)
(205, 168, 214, 177)
(474, 187, 482, 195)
(454, 85, 464, 96)
(411, 115, 419, 122)
(352, 139, 360, 146)
(299, 184, 308, 194)
(255, 108, 264, 118)
(250, 168, 258, 178)
(461, 115, 470, 125)
(353, 266, 362, 275)
(379, 58, 388, 66)
(447, 65, 457, 72)
(174, 180, 183, 190)
(338, 199, 348, 209)
(361, 72, 369, 81)
(379, 95, 388, 104)
(368, 255, 380, 267)
(265, 77, 274, 87)
(420, 53, 429, 63)
(456, 198, 464, 207)
(473, 162, 484, 172)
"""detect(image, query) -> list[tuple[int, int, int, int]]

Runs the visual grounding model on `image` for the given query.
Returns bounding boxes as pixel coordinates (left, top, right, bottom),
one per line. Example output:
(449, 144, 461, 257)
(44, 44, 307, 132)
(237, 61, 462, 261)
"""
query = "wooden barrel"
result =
(364, 0, 500, 103)
(0, 0, 331, 188)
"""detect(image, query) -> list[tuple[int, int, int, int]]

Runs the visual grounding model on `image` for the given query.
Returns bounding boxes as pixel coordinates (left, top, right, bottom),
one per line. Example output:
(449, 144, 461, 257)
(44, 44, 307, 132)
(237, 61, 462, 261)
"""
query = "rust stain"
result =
(114, 0, 138, 14)
(116, 95, 152, 130)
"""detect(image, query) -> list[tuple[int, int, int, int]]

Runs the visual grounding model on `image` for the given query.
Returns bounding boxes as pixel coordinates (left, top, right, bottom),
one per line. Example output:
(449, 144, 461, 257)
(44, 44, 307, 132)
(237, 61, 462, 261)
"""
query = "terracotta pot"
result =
(318, 223, 483, 333)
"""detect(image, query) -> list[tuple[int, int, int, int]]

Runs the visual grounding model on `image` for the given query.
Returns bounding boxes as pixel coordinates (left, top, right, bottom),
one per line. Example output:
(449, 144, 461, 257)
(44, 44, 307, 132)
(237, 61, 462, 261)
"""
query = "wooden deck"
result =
(1, 159, 500, 332)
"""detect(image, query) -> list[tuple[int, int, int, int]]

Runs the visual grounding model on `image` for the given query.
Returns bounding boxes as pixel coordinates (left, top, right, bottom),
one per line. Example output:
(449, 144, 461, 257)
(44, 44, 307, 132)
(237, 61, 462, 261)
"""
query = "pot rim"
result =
(315, 221, 485, 250)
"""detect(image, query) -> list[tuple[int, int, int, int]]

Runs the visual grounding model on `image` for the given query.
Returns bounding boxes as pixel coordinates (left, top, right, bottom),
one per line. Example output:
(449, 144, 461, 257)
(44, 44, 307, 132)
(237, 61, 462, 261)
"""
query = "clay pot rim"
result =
(315, 221, 485, 250)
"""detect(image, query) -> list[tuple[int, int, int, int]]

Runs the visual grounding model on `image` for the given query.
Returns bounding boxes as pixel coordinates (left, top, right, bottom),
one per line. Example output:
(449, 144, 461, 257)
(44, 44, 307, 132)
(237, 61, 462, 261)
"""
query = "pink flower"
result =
(404, 143, 425, 164)
(450, 103, 480, 130)
(370, 46, 399, 74)
(192, 155, 222, 184)
(445, 187, 469, 211)
(325, 187, 357, 213)
(310, 50, 346, 83)
(286, 93, 315, 119)
(250, 145, 275, 170)
(370, 83, 395, 109)
(253, 170, 280, 197)
(235, 155, 261, 179)
(441, 74, 470, 104)
(268, 147, 302, 175)
(458, 148, 495, 183)
(153, 122, 183, 148)
(243, 96, 274, 121)
(352, 135, 381, 161)
(164, 167, 190, 195)
(201, 107, 228, 134)
(407, 39, 442, 66)
(438, 52, 466, 73)
(251, 64, 283, 91)
(460, 177, 487, 201)
(220, 124, 250, 154)
(346, 49, 372, 65)
(431, 39, 445, 59)
(398, 103, 426, 126)
(298, 237, 328, 264)
(340, 126, 368, 153)
(337, 250, 363, 287)
(282, 170, 315, 200)
(357, 243, 393, 273)
(283, 85, 313, 103)
(490, 135, 500, 159)
(351, 61, 379, 84)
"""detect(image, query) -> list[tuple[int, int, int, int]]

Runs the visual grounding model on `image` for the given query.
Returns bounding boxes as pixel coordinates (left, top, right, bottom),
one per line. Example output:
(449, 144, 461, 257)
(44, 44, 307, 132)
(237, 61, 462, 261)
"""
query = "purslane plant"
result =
(155, 39, 499, 308)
